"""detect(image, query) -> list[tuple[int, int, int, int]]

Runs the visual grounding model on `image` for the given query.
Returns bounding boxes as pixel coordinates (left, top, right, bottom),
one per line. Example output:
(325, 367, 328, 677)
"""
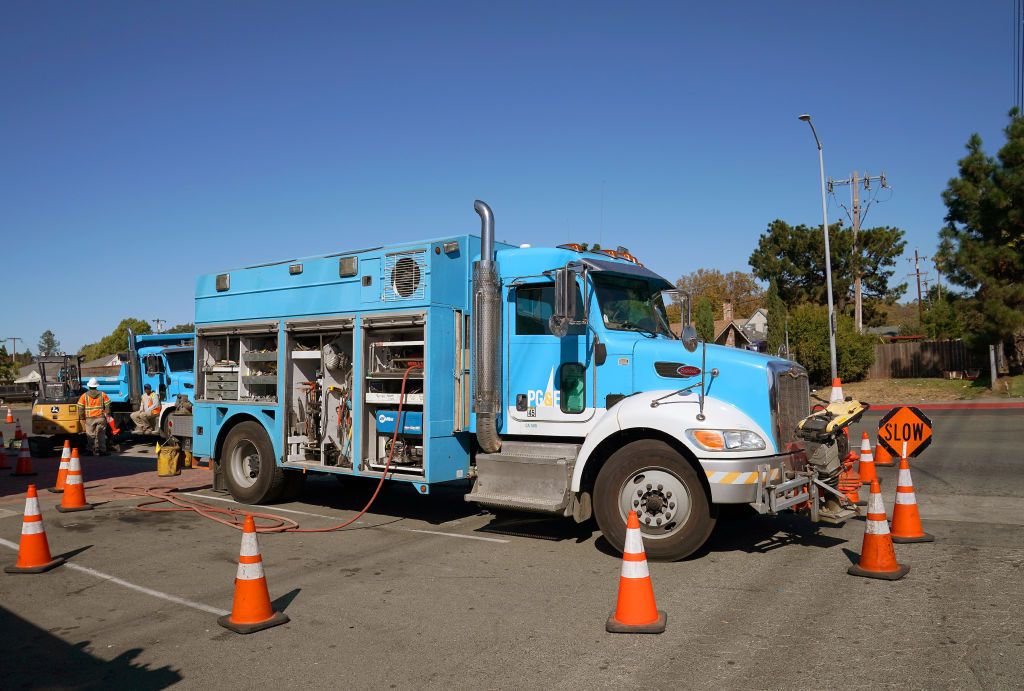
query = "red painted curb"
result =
(867, 402, 1024, 411)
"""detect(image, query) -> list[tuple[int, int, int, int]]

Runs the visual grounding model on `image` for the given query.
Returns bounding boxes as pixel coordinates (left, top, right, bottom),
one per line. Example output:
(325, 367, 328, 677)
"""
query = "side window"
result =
(515, 283, 585, 336)
(559, 363, 586, 414)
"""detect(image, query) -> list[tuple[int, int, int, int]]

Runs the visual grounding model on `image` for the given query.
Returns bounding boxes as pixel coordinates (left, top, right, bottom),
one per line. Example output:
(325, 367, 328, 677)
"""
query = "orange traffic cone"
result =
(829, 377, 844, 403)
(106, 415, 121, 436)
(48, 442, 72, 493)
(891, 455, 934, 543)
(848, 480, 909, 580)
(0, 432, 9, 470)
(857, 433, 879, 486)
(4, 485, 65, 574)
(218, 515, 289, 634)
(874, 437, 895, 467)
(56, 450, 93, 512)
(5, 407, 13, 423)
(12, 447, 37, 477)
(606, 511, 667, 634)
(14, 419, 24, 440)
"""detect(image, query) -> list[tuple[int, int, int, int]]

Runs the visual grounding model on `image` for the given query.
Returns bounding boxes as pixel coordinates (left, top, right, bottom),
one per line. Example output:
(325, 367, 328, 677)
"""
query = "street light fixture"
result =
(798, 114, 838, 381)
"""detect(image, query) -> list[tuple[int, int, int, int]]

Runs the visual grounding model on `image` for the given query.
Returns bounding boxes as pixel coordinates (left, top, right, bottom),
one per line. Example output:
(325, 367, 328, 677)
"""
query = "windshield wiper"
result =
(612, 321, 659, 337)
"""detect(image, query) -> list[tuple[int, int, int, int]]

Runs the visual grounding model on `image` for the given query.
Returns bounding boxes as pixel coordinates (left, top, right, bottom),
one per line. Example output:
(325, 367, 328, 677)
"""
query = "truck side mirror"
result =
(680, 324, 699, 353)
(549, 267, 579, 338)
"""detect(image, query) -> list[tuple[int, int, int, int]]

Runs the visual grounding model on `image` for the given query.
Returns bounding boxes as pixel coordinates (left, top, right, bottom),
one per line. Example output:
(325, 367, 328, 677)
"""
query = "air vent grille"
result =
(383, 249, 427, 301)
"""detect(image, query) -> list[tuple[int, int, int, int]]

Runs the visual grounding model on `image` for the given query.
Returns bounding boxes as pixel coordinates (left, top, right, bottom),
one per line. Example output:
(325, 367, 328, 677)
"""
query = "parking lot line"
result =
(402, 528, 508, 543)
(0, 537, 229, 617)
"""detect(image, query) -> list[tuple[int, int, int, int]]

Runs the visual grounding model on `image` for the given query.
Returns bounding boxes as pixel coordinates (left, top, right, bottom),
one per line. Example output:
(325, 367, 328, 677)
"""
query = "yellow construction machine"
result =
(30, 355, 86, 452)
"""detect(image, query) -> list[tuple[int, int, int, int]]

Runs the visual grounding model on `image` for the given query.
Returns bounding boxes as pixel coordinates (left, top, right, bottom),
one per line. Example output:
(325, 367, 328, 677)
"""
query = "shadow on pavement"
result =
(0, 606, 182, 690)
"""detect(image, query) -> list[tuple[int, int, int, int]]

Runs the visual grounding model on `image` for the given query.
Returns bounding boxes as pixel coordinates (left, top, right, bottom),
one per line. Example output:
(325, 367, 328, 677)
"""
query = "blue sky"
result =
(0, 1, 1014, 353)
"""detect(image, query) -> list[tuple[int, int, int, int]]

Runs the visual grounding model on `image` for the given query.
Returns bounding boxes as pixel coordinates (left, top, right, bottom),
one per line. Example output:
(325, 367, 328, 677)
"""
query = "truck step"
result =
(488, 440, 581, 461)
(467, 443, 581, 516)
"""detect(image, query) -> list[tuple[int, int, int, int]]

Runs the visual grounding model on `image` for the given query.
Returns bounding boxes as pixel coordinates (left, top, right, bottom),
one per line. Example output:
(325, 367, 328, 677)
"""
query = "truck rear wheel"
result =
(222, 421, 287, 504)
(594, 439, 716, 561)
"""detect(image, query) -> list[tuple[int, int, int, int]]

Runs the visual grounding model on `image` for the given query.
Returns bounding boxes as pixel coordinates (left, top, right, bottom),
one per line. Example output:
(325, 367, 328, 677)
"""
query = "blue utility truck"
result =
(89, 331, 196, 436)
(175, 201, 849, 560)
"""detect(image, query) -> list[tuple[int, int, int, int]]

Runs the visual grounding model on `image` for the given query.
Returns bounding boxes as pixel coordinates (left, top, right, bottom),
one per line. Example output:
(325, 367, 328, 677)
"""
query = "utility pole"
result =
(829, 170, 889, 333)
(907, 250, 928, 329)
(1, 337, 25, 375)
(153, 319, 166, 334)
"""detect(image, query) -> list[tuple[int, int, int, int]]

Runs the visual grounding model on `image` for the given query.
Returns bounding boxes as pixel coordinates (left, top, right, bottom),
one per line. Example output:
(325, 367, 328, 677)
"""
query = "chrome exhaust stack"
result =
(472, 200, 502, 453)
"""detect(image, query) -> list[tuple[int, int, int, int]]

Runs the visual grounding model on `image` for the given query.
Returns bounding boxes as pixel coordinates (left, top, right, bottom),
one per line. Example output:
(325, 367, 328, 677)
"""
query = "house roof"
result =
(714, 322, 753, 345)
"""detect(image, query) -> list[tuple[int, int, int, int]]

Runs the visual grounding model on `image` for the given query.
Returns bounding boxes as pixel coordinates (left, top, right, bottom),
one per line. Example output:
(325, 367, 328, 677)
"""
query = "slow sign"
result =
(877, 406, 933, 458)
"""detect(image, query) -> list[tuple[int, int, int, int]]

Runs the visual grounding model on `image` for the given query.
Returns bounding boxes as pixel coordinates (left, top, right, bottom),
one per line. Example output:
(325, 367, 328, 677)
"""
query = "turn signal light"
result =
(690, 430, 725, 450)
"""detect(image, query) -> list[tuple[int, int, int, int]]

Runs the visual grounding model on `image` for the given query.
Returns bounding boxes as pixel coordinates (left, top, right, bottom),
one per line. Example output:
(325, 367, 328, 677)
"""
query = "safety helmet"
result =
(87, 378, 99, 388)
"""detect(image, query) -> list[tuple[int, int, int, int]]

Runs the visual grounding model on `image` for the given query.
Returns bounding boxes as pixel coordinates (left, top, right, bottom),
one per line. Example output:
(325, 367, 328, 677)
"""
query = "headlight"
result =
(686, 429, 766, 451)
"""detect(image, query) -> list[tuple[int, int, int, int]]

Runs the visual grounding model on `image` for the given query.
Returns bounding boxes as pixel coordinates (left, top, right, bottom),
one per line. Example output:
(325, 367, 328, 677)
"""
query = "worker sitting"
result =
(78, 378, 111, 456)
(130, 384, 161, 435)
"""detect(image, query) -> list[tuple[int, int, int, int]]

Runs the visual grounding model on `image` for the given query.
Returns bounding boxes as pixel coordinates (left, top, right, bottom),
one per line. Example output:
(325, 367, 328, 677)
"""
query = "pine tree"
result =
(695, 297, 715, 342)
(938, 109, 1024, 370)
(38, 330, 60, 356)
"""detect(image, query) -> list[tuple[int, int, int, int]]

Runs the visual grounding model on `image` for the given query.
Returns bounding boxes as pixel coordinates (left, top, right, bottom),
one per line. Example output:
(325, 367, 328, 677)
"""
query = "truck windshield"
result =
(592, 274, 674, 338)
(165, 351, 194, 372)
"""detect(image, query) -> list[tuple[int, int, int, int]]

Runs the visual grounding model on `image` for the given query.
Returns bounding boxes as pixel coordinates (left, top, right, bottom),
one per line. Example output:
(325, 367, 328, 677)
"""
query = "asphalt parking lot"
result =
(2, 407, 1022, 690)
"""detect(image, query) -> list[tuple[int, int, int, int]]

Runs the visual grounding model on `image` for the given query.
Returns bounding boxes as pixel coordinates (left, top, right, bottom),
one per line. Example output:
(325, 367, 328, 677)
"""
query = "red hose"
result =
(115, 364, 423, 533)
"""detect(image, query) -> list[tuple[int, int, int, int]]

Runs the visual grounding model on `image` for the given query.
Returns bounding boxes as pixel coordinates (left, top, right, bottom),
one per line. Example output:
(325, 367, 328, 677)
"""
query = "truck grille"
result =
(769, 362, 809, 450)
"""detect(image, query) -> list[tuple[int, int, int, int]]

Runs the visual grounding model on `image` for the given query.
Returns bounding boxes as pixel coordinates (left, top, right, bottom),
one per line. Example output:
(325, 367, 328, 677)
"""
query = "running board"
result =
(467, 441, 580, 516)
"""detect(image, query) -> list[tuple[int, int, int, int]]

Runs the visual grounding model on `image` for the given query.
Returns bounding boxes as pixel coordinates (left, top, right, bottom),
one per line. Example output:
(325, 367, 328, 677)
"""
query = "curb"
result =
(867, 402, 1024, 411)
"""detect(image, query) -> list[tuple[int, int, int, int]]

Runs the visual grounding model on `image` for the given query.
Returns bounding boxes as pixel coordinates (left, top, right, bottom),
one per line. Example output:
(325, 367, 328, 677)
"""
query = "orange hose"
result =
(114, 364, 423, 533)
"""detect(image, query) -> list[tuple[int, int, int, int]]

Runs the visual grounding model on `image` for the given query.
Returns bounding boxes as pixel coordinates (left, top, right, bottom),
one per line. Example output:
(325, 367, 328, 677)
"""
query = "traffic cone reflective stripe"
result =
(5, 485, 65, 574)
(829, 377, 844, 403)
(847, 480, 909, 580)
(49, 442, 72, 493)
(218, 515, 289, 634)
(56, 451, 93, 512)
(12, 448, 37, 477)
(858, 433, 878, 486)
(606, 511, 666, 634)
(890, 456, 934, 543)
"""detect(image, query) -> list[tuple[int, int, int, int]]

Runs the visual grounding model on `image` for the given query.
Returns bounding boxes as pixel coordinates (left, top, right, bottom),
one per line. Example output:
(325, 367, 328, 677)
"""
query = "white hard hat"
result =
(87, 378, 99, 388)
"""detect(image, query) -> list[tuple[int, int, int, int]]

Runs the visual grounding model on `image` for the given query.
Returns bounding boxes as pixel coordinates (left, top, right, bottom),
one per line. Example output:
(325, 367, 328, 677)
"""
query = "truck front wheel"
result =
(221, 421, 287, 504)
(593, 439, 716, 561)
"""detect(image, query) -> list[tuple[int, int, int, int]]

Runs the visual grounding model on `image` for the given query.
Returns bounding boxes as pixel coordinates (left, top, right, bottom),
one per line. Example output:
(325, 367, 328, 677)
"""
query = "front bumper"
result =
(700, 450, 806, 503)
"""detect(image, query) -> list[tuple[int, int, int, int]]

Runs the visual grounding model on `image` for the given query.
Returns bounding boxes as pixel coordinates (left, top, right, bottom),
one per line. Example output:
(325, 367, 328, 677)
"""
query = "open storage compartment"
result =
(284, 319, 355, 468)
(361, 313, 426, 476)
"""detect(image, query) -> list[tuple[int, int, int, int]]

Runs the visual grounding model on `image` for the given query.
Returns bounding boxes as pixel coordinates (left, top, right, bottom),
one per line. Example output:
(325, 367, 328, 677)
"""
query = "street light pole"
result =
(798, 114, 838, 381)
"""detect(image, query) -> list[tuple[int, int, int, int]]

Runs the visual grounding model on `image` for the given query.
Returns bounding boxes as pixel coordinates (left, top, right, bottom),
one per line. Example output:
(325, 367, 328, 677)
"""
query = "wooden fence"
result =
(867, 339, 977, 379)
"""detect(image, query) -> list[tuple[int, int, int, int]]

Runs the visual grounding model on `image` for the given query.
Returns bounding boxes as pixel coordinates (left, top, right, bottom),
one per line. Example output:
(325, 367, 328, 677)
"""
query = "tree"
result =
(695, 297, 715, 342)
(674, 268, 763, 320)
(922, 293, 965, 341)
(749, 220, 906, 323)
(765, 281, 787, 356)
(937, 109, 1024, 370)
(787, 303, 875, 384)
(167, 323, 194, 334)
(37, 330, 60, 356)
(79, 318, 153, 361)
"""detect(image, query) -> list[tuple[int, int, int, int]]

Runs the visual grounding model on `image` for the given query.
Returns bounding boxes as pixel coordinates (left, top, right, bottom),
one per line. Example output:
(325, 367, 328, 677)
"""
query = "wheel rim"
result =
(617, 467, 692, 541)
(229, 439, 261, 489)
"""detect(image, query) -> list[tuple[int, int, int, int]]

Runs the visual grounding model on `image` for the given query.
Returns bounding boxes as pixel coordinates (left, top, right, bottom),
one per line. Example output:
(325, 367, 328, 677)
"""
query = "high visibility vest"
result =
(142, 392, 161, 415)
(78, 391, 110, 418)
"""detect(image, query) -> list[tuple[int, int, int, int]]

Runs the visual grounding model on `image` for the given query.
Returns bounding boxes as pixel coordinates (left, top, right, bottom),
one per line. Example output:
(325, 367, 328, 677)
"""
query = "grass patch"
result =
(822, 377, 1018, 404)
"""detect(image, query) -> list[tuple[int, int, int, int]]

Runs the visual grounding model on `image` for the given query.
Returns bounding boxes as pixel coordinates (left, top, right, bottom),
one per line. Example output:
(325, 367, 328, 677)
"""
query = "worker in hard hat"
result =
(78, 378, 112, 456)
(130, 383, 161, 435)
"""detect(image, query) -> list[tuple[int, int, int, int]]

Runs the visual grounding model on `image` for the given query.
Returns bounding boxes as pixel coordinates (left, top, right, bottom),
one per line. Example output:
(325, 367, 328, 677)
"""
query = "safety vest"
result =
(142, 392, 161, 415)
(78, 391, 110, 418)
